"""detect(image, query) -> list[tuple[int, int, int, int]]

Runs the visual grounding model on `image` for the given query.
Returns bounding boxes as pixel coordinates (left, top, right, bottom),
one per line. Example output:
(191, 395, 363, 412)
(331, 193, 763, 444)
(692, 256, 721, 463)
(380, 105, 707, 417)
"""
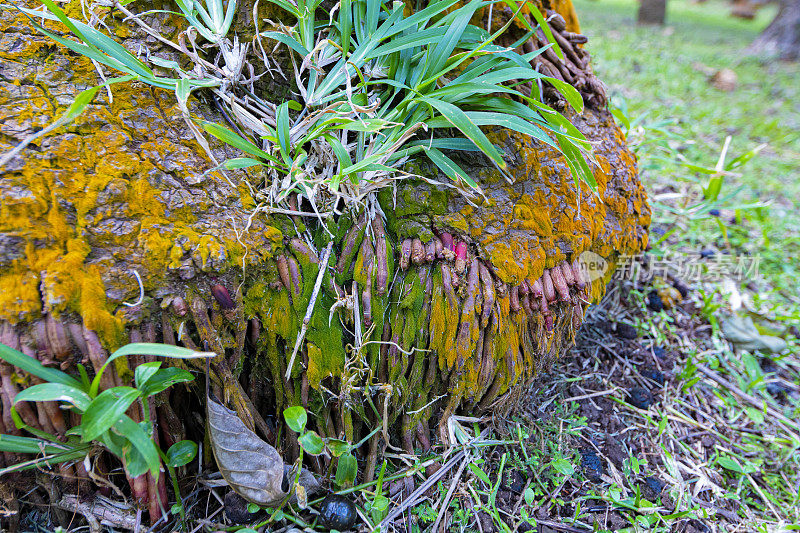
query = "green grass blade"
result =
(14, 383, 92, 413)
(89, 342, 214, 398)
(437, 111, 561, 152)
(0, 434, 78, 454)
(366, 0, 380, 35)
(405, 138, 481, 151)
(69, 20, 154, 78)
(260, 30, 310, 56)
(109, 342, 216, 360)
(384, 0, 460, 37)
(524, 1, 563, 61)
(501, 0, 563, 61)
(223, 0, 238, 36)
(340, 151, 396, 175)
(276, 101, 292, 165)
(339, 0, 352, 57)
(460, 66, 546, 87)
(310, 2, 405, 102)
(139, 367, 194, 398)
(417, 0, 524, 89)
(418, 96, 505, 169)
(546, 77, 584, 114)
(223, 157, 264, 169)
(33, 1, 154, 78)
(0, 435, 90, 476)
(39, 0, 87, 41)
(421, 0, 482, 82)
(425, 148, 478, 188)
(11, 407, 63, 443)
(427, 81, 521, 102)
(367, 27, 448, 58)
(201, 121, 284, 166)
(323, 133, 354, 177)
(0, 344, 83, 390)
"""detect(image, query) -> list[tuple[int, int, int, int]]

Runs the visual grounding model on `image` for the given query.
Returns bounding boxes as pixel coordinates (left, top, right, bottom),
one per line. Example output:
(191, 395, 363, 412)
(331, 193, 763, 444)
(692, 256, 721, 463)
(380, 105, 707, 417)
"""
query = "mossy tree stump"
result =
(0, 0, 649, 523)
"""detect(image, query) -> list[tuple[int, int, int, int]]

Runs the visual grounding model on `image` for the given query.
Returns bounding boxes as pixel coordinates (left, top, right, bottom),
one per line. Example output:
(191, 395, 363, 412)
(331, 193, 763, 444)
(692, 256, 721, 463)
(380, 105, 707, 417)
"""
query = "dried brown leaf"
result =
(208, 398, 288, 506)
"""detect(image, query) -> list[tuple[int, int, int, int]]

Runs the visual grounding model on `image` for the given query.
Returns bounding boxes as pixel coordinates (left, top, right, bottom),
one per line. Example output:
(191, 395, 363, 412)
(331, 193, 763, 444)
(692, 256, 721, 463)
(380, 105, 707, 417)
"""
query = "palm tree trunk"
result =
(638, 0, 667, 25)
(752, 0, 800, 60)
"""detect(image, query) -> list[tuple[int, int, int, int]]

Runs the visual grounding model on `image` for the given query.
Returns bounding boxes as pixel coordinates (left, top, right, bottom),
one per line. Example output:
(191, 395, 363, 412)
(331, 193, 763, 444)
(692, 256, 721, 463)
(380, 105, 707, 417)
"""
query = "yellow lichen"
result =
(0, 8, 280, 344)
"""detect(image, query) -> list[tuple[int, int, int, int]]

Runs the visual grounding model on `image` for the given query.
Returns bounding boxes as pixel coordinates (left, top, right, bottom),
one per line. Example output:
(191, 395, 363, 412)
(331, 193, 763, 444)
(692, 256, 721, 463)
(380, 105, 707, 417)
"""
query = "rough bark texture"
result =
(752, 0, 800, 60)
(638, 0, 667, 25)
(0, 0, 649, 513)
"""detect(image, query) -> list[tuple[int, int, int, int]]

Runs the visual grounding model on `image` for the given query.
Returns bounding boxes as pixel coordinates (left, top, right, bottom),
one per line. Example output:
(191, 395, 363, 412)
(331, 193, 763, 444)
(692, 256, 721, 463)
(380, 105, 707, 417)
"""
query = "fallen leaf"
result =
(721, 314, 788, 354)
(208, 397, 288, 506)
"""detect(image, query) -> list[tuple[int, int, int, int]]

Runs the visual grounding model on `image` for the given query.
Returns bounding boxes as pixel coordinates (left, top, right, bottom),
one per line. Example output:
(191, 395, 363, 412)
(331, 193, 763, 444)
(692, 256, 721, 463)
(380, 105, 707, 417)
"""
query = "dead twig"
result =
(431, 452, 469, 533)
(285, 241, 334, 379)
(696, 364, 800, 435)
(55, 495, 137, 532)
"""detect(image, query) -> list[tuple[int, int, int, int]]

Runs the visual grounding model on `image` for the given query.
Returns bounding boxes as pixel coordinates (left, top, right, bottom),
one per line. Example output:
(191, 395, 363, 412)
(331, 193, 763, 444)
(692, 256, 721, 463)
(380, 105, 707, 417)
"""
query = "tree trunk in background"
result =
(638, 0, 667, 24)
(752, 0, 800, 60)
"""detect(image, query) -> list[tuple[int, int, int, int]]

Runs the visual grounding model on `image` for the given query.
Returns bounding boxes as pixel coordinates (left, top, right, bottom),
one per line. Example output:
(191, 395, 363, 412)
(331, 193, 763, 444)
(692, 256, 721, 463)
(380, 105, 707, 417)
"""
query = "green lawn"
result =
(577, 0, 799, 200)
(575, 0, 800, 298)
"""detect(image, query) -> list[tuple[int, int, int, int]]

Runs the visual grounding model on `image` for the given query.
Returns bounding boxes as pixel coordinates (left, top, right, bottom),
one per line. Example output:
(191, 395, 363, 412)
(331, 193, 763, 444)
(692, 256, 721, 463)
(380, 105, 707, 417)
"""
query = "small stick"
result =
(380, 448, 467, 527)
(430, 453, 469, 533)
(285, 242, 334, 379)
(56, 495, 136, 531)
(697, 365, 800, 435)
(546, 11, 567, 32)
(411, 238, 424, 265)
(535, 33, 573, 83)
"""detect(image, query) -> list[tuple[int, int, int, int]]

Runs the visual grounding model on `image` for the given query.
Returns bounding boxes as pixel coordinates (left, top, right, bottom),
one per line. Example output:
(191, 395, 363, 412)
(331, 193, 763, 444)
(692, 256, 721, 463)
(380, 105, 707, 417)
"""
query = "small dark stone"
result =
(760, 358, 790, 396)
(224, 491, 252, 525)
(640, 368, 664, 386)
(760, 357, 779, 374)
(646, 290, 664, 312)
(517, 522, 535, 533)
(699, 249, 715, 259)
(506, 469, 526, 494)
(687, 518, 712, 533)
(641, 476, 665, 500)
(319, 494, 358, 531)
(708, 209, 720, 217)
(478, 511, 497, 533)
(652, 346, 667, 360)
(580, 450, 603, 483)
(628, 386, 654, 409)
(615, 322, 638, 340)
(766, 381, 791, 397)
(671, 278, 690, 298)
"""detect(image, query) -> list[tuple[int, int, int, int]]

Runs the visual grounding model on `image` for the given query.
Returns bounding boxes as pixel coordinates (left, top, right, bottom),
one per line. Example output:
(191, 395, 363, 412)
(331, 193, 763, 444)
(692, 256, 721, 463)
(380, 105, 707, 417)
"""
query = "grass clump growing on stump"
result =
(11, 0, 596, 211)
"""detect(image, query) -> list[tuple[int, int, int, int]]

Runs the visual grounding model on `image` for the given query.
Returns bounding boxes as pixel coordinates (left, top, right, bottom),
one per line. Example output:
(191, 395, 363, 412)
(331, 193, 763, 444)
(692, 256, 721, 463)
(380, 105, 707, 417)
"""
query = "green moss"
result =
(305, 291, 346, 389)
(392, 218, 433, 243)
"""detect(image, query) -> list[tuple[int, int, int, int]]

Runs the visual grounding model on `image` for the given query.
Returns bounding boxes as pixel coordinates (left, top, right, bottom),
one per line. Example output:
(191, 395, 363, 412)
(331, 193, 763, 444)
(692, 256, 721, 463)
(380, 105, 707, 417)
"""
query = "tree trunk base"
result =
(751, 0, 800, 61)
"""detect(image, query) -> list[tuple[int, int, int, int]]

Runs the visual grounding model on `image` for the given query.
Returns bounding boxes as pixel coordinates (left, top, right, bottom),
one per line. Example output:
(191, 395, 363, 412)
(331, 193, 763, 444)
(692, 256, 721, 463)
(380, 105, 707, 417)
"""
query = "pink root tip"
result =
(455, 241, 468, 260)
